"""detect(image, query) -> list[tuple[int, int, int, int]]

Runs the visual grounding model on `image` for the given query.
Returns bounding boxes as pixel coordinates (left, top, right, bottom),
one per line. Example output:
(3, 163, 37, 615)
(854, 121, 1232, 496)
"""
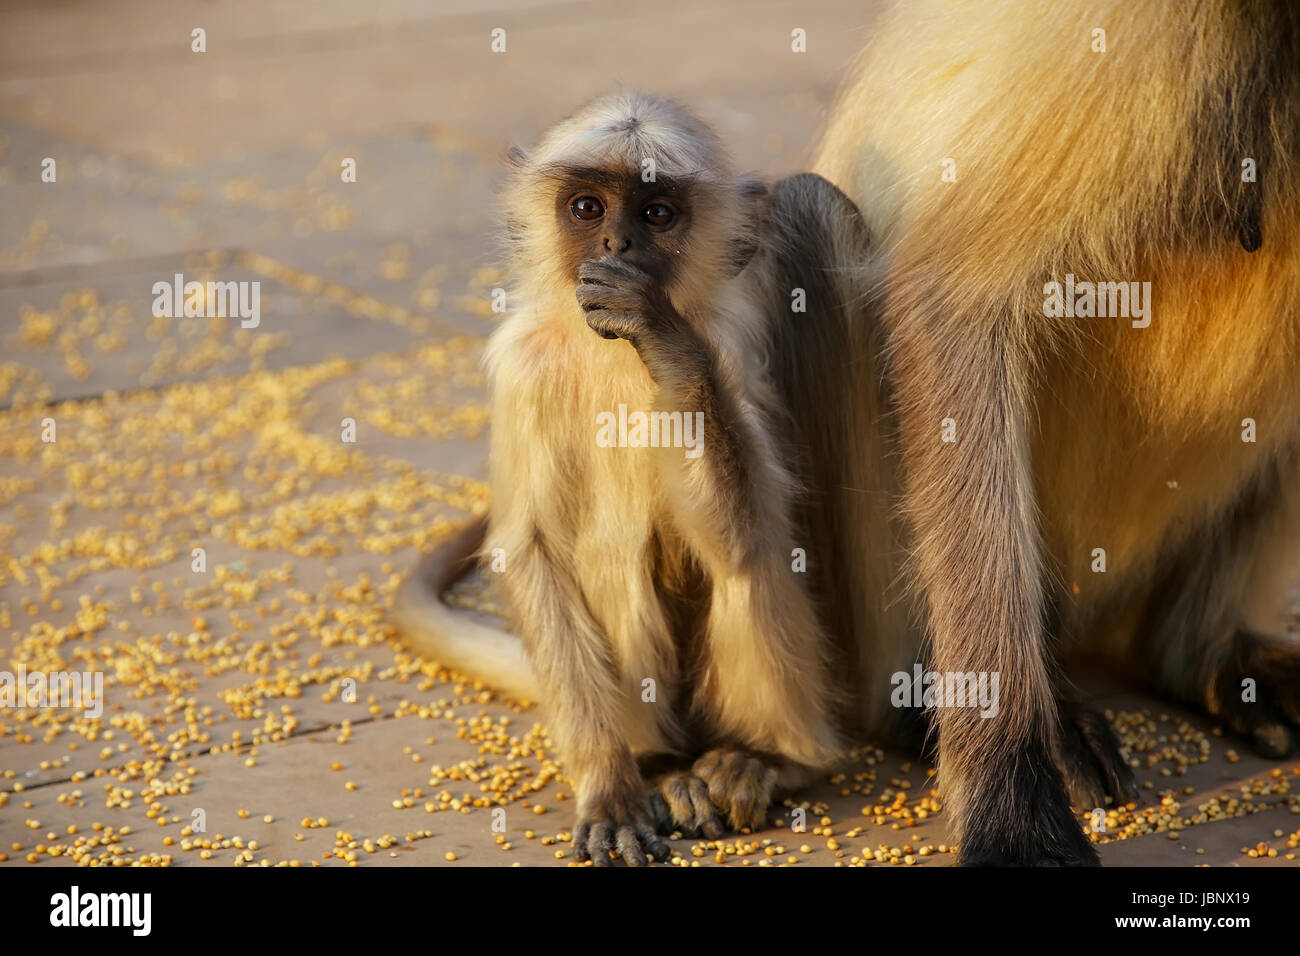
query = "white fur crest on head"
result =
(528, 89, 731, 181)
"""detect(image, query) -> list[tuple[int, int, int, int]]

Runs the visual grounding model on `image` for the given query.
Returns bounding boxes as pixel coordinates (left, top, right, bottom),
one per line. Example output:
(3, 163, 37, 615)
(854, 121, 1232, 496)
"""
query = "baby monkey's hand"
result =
(576, 256, 686, 347)
(577, 257, 708, 390)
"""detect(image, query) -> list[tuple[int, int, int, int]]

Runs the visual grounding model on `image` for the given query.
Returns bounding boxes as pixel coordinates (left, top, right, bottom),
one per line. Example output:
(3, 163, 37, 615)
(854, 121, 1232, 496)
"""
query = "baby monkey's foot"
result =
(572, 791, 671, 867)
(650, 771, 725, 840)
(691, 748, 782, 833)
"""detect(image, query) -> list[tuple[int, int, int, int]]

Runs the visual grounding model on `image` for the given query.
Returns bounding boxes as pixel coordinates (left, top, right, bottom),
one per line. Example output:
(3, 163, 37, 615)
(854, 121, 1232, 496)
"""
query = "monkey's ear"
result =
(727, 177, 769, 276)
(506, 146, 530, 169)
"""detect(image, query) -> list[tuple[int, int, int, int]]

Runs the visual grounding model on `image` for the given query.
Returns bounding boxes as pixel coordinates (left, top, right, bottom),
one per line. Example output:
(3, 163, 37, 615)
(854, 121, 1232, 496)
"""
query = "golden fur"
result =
(815, 0, 1300, 863)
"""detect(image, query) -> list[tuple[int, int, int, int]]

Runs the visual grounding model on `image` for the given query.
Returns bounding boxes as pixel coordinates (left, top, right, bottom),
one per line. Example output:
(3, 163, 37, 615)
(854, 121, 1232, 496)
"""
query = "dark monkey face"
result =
(550, 165, 692, 285)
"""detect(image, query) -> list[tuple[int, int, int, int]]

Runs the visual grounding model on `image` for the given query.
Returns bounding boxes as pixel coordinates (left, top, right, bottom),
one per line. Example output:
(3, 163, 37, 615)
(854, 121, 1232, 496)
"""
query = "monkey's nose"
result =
(603, 235, 632, 255)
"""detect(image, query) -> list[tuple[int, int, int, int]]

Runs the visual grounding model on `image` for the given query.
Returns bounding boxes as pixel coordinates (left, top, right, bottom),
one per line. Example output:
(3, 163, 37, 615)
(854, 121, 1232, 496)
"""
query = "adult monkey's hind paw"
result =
(1208, 630, 1300, 758)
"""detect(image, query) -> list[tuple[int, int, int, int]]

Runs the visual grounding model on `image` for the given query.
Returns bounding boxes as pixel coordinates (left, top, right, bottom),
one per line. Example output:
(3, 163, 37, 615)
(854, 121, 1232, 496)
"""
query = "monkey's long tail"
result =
(391, 515, 542, 703)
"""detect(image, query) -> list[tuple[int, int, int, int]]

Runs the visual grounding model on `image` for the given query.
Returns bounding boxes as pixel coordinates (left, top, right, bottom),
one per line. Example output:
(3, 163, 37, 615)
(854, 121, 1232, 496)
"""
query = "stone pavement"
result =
(0, 0, 1297, 868)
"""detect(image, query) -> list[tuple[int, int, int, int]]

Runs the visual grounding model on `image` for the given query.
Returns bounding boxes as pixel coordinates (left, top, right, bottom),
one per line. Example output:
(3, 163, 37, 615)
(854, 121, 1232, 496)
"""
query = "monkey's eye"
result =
(642, 202, 675, 228)
(570, 196, 605, 222)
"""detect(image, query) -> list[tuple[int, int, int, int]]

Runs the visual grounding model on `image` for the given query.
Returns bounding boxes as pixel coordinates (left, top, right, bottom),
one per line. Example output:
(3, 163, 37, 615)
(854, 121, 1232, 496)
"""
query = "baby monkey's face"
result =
(554, 166, 691, 283)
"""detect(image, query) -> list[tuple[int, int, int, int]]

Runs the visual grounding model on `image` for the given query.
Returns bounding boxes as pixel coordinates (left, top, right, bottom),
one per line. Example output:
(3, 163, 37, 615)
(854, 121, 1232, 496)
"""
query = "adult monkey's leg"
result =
(888, 298, 1096, 865)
